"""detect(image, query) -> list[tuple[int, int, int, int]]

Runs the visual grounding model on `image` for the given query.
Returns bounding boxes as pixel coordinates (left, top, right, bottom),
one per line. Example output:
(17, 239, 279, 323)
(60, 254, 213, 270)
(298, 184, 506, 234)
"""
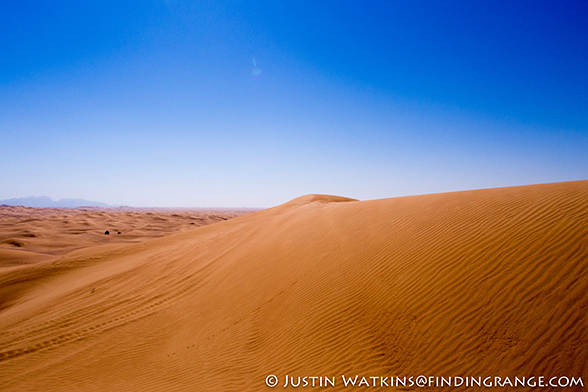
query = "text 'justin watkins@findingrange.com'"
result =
(265, 375, 585, 388)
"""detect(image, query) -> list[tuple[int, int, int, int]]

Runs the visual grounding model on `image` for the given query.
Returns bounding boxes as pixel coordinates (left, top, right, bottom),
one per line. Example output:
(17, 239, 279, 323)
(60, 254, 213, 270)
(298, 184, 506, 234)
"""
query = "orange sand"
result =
(1, 181, 587, 391)
(0, 206, 254, 268)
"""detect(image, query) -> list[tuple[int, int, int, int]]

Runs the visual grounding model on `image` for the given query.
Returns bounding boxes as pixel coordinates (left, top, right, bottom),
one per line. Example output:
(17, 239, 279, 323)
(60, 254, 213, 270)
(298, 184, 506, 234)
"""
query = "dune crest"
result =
(288, 194, 359, 204)
(276, 194, 359, 208)
(0, 181, 587, 391)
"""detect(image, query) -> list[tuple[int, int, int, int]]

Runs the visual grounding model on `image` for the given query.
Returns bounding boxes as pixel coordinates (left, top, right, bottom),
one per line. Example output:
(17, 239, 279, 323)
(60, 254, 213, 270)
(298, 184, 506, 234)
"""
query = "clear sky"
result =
(1, 1, 587, 207)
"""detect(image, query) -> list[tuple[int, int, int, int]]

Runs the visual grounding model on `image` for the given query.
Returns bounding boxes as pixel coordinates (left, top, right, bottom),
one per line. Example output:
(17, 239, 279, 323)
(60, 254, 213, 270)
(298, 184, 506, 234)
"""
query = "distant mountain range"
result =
(0, 196, 110, 208)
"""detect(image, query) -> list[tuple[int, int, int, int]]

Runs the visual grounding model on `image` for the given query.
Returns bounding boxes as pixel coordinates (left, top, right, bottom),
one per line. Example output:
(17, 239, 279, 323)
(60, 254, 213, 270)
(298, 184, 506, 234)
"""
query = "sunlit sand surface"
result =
(1, 181, 587, 391)
(0, 206, 254, 268)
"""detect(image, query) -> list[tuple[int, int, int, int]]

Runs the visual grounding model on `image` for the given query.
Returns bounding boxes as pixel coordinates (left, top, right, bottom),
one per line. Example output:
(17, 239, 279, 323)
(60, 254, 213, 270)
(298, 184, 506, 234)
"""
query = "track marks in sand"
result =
(0, 181, 587, 391)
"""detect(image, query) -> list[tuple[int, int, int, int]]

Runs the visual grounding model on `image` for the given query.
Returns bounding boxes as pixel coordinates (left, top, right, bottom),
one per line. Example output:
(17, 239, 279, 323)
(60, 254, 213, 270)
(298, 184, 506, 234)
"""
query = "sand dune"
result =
(0, 206, 255, 268)
(1, 181, 587, 391)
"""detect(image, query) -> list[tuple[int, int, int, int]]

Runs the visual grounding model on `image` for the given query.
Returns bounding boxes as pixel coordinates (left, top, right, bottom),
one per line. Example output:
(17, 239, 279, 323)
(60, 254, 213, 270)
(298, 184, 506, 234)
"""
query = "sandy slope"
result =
(0, 207, 255, 268)
(0, 181, 587, 391)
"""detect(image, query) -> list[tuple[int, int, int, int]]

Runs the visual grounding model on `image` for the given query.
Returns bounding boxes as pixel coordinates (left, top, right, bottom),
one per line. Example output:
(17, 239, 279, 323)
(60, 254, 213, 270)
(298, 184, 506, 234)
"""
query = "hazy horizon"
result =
(2, 180, 588, 209)
(2, 1, 587, 207)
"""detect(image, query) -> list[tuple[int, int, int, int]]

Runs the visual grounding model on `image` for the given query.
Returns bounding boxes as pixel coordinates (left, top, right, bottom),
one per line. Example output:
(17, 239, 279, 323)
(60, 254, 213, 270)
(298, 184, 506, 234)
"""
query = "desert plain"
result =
(0, 180, 587, 391)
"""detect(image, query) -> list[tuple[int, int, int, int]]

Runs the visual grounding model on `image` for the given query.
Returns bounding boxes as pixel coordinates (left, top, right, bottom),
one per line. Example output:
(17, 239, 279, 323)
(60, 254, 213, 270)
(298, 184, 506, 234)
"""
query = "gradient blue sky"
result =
(1, 1, 587, 207)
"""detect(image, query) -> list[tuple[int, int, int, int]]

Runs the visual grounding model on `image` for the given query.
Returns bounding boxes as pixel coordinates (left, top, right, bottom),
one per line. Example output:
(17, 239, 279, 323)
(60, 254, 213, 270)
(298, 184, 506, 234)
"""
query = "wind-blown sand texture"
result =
(0, 207, 255, 268)
(0, 181, 587, 391)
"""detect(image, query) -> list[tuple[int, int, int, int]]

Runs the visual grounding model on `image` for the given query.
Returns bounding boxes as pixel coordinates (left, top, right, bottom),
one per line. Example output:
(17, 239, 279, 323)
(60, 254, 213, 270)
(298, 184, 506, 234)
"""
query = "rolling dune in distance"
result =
(0, 180, 587, 391)
(0, 207, 255, 268)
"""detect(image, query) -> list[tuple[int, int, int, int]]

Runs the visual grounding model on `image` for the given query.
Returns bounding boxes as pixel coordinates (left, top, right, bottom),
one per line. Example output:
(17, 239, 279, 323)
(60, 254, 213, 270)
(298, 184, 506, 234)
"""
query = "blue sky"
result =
(1, 1, 586, 207)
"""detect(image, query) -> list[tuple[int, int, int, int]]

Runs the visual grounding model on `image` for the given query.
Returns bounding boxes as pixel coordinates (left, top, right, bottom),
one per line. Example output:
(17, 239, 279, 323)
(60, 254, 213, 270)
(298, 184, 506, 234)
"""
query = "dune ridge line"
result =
(0, 180, 587, 391)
